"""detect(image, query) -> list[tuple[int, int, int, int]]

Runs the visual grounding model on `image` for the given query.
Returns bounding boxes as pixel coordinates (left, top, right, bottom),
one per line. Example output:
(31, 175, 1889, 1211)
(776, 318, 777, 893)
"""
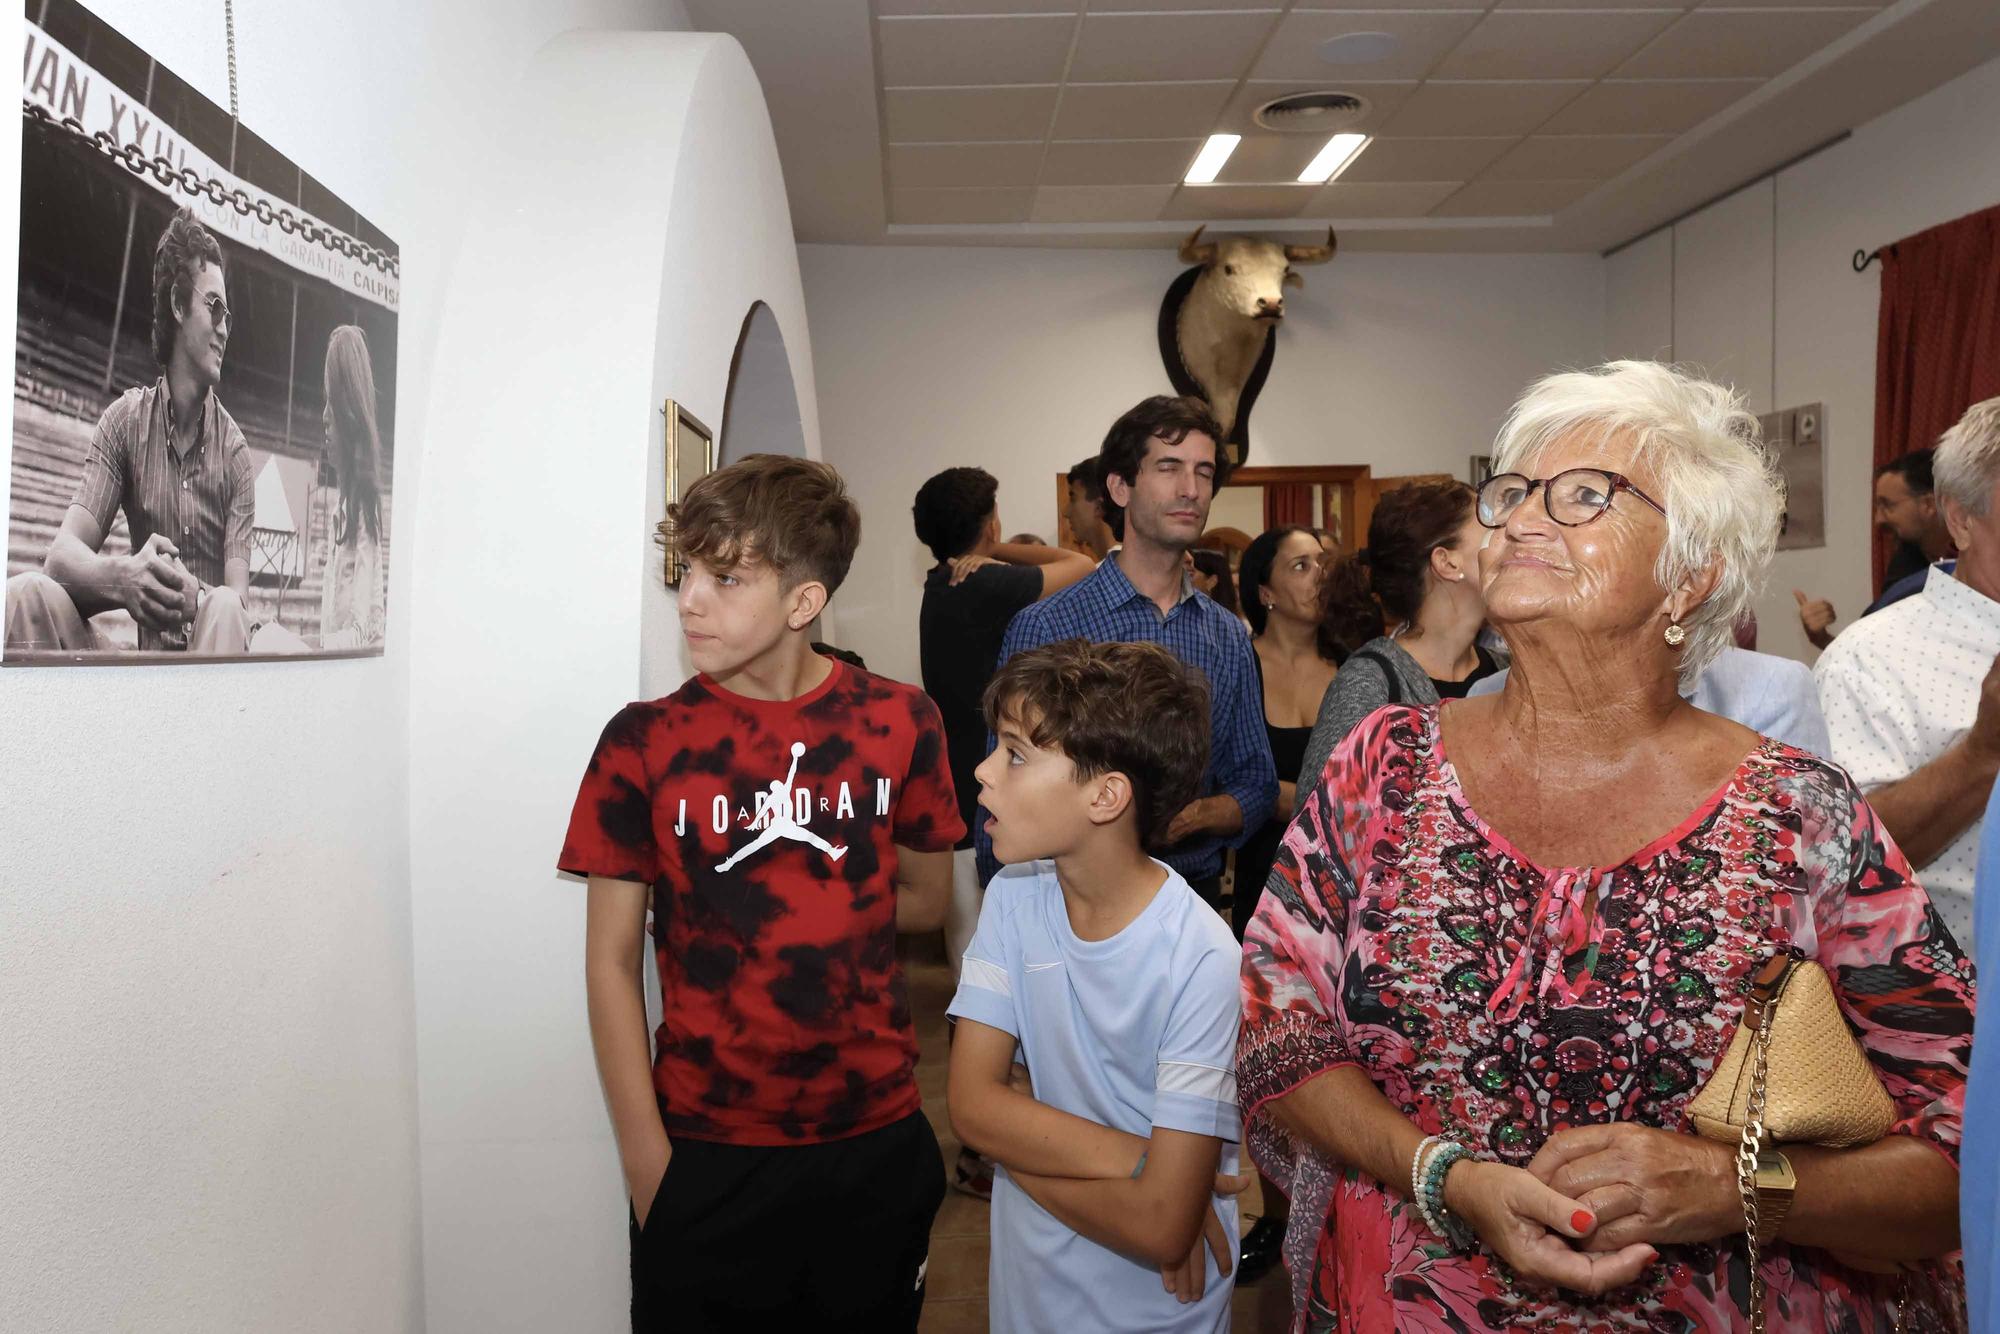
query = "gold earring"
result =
(1664, 621, 1686, 647)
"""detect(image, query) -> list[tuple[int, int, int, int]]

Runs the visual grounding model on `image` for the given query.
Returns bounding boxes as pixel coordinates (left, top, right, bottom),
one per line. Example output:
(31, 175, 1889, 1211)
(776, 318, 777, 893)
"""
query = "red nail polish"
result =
(1571, 1209, 1594, 1232)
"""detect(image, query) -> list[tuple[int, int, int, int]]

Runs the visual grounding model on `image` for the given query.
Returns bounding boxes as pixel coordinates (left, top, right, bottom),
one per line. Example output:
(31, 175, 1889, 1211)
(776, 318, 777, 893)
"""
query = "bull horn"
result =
(1178, 225, 1218, 265)
(1284, 227, 1338, 265)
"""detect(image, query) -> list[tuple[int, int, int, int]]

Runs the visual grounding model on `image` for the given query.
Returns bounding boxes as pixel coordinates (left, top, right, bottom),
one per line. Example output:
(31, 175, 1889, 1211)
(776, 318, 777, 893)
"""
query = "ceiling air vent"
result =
(1254, 91, 1369, 135)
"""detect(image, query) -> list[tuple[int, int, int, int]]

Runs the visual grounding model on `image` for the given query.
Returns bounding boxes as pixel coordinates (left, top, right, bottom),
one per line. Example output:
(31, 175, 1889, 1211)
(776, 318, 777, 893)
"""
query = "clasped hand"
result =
(1444, 1124, 1737, 1296)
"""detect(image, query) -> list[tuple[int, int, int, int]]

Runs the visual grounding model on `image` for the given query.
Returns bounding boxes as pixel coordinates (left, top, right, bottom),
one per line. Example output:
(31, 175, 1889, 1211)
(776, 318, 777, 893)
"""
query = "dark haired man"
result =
(6, 207, 251, 653)
(912, 466, 1092, 1199)
(1795, 448, 1953, 649)
(975, 396, 1276, 912)
(1064, 457, 1117, 560)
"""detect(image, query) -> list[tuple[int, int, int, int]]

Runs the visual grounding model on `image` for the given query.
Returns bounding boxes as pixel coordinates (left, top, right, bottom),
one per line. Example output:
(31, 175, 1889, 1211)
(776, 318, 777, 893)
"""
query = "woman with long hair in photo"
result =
(317, 324, 386, 650)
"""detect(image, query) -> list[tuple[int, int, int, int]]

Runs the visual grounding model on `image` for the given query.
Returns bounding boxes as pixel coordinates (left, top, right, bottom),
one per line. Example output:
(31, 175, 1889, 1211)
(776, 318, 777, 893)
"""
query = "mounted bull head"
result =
(1163, 226, 1337, 458)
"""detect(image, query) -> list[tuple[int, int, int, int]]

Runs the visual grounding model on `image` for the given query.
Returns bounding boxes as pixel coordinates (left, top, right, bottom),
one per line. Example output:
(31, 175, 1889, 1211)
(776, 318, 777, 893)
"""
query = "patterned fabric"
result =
(558, 660, 964, 1146)
(1816, 563, 2000, 949)
(72, 378, 253, 599)
(974, 555, 1276, 884)
(1239, 703, 1973, 1333)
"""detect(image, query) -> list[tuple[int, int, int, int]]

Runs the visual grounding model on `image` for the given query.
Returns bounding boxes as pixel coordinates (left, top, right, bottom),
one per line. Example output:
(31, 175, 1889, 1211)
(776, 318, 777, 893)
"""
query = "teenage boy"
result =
(914, 466, 1096, 1198)
(948, 638, 1246, 1334)
(558, 455, 962, 1332)
(976, 396, 1277, 908)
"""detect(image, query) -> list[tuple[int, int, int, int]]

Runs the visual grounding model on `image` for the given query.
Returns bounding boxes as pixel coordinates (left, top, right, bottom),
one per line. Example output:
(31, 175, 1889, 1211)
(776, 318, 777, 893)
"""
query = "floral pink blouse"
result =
(1239, 704, 1972, 1333)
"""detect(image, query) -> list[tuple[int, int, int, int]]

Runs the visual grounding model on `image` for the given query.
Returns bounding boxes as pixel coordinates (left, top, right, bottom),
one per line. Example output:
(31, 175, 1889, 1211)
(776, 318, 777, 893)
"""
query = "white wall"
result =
(404, 29, 816, 1334)
(801, 242, 1603, 683)
(1604, 54, 2000, 664)
(0, 4, 690, 1333)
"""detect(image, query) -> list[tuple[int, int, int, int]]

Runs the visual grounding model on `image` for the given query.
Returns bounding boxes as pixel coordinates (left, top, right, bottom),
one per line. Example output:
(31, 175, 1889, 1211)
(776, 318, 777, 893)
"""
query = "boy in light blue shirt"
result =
(948, 638, 1246, 1333)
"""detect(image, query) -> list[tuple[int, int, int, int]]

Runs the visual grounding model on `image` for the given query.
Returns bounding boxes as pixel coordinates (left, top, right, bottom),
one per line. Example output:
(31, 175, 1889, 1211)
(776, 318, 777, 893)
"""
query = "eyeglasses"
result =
(198, 293, 231, 329)
(1475, 468, 1667, 529)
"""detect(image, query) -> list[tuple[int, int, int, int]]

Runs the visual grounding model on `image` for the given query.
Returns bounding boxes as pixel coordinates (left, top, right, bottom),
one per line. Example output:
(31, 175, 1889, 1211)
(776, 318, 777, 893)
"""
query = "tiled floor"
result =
(906, 949, 1294, 1333)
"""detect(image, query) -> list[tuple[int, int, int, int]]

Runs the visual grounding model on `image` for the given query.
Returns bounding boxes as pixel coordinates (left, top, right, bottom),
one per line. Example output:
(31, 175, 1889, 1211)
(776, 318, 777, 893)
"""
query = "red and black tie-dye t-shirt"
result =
(558, 659, 964, 1146)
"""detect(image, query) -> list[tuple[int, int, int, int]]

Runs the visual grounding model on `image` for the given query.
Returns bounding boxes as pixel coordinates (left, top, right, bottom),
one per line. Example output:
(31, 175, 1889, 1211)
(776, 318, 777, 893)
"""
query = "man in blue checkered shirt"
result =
(974, 396, 1277, 907)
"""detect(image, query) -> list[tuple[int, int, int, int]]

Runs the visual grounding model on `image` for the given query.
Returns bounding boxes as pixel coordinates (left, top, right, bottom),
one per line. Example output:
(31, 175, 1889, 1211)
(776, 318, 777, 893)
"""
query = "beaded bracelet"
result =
(1419, 1140, 1478, 1251)
(1410, 1134, 1444, 1231)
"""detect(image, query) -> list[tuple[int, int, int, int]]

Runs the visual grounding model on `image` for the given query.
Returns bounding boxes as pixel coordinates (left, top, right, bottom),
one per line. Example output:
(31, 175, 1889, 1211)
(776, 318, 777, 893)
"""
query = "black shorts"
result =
(628, 1110, 946, 1333)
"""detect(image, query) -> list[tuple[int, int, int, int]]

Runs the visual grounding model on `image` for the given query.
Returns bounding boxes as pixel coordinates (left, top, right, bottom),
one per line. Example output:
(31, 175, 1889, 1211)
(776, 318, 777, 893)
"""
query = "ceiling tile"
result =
(1432, 9, 1682, 80)
(889, 186, 1035, 224)
(1029, 184, 1177, 222)
(1429, 178, 1598, 216)
(1252, 10, 1486, 82)
(1692, 0, 1881, 7)
(1053, 82, 1236, 140)
(1216, 81, 1418, 136)
(1616, 8, 1875, 80)
(1482, 133, 1672, 180)
(1493, 0, 1692, 7)
(1215, 134, 1331, 184)
(1086, 0, 1284, 9)
(877, 0, 1079, 12)
(1161, 185, 1315, 221)
(887, 141, 1046, 189)
(1537, 78, 1759, 134)
(1379, 81, 1588, 136)
(876, 15, 1076, 86)
(1068, 11, 1280, 82)
(884, 85, 1060, 142)
(1040, 138, 1206, 186)
(1336, 135, 1515, 183)
(1302, 179, 1463, 216)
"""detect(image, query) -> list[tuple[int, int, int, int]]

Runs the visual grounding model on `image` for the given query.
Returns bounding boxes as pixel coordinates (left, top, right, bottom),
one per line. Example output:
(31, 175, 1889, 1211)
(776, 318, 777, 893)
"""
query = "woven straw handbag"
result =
(1687, 950, 1896, 1147)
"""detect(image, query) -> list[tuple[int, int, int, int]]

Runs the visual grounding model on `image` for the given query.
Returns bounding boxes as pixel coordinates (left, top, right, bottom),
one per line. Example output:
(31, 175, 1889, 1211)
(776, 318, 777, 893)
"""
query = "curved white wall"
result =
(404, 31, 816, 1333)
(1, 4, 683, 1333)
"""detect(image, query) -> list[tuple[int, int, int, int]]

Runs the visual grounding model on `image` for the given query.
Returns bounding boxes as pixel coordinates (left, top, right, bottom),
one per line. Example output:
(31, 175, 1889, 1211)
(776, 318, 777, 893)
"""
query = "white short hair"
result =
(1491, 361, 1782, 688)
(1933, 397, 2000, 517)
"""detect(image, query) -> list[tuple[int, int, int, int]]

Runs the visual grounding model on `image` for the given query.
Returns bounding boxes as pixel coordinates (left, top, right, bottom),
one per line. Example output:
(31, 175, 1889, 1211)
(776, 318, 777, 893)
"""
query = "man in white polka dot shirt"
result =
(1815, 396, 2000, 949)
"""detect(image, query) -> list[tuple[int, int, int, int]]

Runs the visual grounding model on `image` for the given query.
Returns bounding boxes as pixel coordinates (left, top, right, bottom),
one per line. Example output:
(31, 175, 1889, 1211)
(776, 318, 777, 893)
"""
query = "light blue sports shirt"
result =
(948, 859, 1243, 1334)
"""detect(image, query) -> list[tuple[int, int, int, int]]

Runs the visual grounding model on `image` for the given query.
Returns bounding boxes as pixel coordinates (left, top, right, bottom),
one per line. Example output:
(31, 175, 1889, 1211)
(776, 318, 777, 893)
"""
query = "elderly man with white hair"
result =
(1238, 362, 1969, 1334)
(1814, 396, 2000, 951)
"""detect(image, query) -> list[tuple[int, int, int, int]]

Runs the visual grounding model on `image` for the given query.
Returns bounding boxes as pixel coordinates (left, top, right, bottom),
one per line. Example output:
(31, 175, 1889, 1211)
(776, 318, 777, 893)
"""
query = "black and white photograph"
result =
(6, 0, 398, 663)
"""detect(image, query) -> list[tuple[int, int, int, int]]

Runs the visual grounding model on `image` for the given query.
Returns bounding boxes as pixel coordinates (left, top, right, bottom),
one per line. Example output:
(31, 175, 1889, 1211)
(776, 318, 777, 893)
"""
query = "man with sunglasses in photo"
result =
(6, 207, 252, 654)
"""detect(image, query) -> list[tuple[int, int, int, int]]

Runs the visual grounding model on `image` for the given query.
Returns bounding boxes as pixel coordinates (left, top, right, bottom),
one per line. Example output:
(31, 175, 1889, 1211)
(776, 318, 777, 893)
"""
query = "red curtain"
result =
(1264, 482, 1314, 530)
(1871, 201, 2000, 592)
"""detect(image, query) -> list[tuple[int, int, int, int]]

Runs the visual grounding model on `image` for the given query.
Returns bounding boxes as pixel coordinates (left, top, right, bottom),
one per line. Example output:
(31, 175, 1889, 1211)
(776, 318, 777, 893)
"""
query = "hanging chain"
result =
(224, 0, 239, 122)
(1734, 994, 1775, 1334)
(21, 101, 398, 277)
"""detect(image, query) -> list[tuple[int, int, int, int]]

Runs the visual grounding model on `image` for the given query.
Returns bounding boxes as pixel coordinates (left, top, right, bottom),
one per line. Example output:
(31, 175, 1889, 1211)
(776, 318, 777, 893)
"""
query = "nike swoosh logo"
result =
(1024, 961, 1064, 972)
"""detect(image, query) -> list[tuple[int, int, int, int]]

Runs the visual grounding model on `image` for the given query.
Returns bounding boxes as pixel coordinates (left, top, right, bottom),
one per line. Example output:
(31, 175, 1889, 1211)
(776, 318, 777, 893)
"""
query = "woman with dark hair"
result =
(1295, 480, 1496, 788)
(317, 325, 386, 649)
(1230, 523, 1341, 1278)
(1187, 547, 1239, 617)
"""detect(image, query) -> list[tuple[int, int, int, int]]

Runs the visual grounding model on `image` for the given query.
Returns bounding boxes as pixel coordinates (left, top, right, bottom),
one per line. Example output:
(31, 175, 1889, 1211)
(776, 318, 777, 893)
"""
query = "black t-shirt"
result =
(919, 562, 1044, 849)
(1431, 644, 1503, 700)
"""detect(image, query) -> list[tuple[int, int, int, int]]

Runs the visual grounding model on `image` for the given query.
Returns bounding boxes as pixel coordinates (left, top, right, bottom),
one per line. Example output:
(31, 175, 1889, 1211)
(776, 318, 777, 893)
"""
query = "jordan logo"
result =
(715, 742, 849, 872)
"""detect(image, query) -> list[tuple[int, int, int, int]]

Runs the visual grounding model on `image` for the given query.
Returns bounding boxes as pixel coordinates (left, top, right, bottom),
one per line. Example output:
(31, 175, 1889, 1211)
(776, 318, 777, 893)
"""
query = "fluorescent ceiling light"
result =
(1298, 133, 1370, 184)
(1184, 134, 1240, 185)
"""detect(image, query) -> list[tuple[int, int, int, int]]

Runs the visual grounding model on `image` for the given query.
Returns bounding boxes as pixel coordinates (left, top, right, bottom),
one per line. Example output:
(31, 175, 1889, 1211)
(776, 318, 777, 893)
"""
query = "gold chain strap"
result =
(1734, 974, 1917, 1334)
(1734, 989, 1776, 1334)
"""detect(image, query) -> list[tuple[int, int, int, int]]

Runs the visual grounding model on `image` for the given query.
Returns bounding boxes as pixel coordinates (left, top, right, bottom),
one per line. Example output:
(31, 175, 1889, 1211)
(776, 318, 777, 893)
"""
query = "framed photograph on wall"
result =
(663, 399, 714, 587)
(7, 0, 399, 665)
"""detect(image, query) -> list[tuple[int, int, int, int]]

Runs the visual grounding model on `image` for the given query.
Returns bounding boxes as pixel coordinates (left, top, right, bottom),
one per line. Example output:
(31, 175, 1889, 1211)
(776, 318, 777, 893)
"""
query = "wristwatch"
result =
(1752, 1149, 1796, 1245)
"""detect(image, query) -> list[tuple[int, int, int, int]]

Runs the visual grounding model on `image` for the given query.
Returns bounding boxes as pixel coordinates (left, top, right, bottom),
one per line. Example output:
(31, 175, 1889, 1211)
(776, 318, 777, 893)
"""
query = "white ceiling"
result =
(687, 0, 2000, 251)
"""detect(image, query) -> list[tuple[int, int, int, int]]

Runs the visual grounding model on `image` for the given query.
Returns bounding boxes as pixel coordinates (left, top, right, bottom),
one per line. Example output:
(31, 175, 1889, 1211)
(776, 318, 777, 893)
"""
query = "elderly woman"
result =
(1239, 362, 1972, 1333)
